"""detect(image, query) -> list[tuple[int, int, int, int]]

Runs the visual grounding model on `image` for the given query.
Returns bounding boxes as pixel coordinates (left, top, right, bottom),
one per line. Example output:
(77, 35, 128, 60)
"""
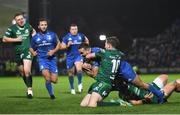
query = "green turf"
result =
(0, 74, 180, 114)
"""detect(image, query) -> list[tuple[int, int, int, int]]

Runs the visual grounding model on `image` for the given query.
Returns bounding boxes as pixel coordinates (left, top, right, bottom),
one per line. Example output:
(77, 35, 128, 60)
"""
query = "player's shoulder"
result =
(92, 47, 103, 52)
(77, 32, 85, 36)
(8, 24, 16, 30)
(63, 33, 71, 39)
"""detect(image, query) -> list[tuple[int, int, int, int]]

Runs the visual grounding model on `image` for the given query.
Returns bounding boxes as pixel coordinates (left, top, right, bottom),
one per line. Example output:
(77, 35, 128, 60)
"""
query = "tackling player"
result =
(30, 18, 60, 99)
(60, 24, 89, 94)
(80, 37, 124, 107)
(3, 13, 36, 98)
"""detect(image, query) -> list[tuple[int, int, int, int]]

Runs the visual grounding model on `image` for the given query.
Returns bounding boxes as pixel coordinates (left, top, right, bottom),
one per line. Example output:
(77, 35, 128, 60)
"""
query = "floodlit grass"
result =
(0, 74, 180, 114)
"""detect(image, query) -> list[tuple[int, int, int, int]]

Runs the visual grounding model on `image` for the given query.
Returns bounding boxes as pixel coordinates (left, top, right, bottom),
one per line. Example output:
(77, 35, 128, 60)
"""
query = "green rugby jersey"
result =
(4, 23, 33, 54)
(127, 83, 158, 103)
(95, 49, 124, 85)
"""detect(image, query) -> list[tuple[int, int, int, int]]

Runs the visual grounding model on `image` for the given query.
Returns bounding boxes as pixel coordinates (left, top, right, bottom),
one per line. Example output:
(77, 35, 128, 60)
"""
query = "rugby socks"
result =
(97, 101, 120, 106)
(45, 81, 54, 96)
(148, 84, 163, 97)
(68, 76, 74, 89)
(22, 76, 27, 87)
(26, 75, 32, 87)
(77, 71, 83, 85)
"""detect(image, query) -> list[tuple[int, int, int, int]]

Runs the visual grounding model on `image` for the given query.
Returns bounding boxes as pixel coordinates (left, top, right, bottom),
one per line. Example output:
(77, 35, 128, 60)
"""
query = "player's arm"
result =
(82, 63, 96, 78)
(59, 36, 73, 50)
(129, 100, 143, 105)
(84, 36, 89, 44)
(48, 36, 61, 56)
(31, 28, 36, 37)
(86, 53, 96, 59)
(3, 27, 23, 43)
(29, 36, 37, 56)
(29, 47, 37, 57)
(3, 36, 22, 43)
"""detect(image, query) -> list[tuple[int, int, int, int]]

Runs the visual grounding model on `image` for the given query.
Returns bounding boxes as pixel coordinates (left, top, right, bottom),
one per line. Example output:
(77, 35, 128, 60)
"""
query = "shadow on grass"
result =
(7, 96, 27, 98)
(7, 96, 50, 100)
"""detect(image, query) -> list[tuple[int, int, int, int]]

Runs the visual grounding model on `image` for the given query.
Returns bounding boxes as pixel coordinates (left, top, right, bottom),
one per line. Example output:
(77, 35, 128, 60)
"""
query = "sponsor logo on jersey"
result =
(47, 35, 52, 40)
(16, 30, 21, 35)
(25, 29, 29, 34)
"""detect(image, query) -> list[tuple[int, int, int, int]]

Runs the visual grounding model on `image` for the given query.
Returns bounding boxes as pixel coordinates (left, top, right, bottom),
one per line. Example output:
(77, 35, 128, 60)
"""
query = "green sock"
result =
(97, 101, 120, 106)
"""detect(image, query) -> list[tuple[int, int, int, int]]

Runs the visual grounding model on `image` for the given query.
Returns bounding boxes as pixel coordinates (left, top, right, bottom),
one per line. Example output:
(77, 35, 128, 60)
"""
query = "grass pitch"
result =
(0, 74, 180, 114)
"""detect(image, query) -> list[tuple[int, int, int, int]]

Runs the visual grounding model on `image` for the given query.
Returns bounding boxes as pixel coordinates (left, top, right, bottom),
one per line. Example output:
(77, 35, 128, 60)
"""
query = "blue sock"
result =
(148, 84, 163, 97)
(77, 71, 83, 85)
(45, 81, 54, 96)
(68, 76, 74, 89)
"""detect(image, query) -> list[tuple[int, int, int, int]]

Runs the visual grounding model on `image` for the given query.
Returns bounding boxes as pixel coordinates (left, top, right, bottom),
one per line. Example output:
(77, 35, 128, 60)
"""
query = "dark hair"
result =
(78, 43, 90, 50)
(38, 18, 48, 25)
(106, 36, 120, 49)
(14, 12, 24, 19)
(69, 23, 78, 29)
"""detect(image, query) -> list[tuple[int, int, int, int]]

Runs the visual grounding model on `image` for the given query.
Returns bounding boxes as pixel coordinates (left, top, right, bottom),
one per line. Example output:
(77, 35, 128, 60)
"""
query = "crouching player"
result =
(30, 18, 60, 99)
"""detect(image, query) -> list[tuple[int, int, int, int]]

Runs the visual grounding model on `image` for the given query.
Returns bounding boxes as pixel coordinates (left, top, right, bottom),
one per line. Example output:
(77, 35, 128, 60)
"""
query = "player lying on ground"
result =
(113, 74, 180, 105)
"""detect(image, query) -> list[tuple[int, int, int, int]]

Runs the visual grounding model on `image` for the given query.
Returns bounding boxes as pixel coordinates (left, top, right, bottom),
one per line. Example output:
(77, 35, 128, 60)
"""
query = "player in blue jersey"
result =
(30, 18, 60, 99)
(78, 43, 102, 78)
(60, 24, 89, 94)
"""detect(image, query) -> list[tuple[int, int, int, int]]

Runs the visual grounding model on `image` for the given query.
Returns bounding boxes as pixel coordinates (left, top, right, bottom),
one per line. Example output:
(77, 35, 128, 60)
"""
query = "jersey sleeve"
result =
(62, 35, 68, 45)
(95, 49, 105, 59)
(4, 27, 13, 38)
(53, 33, 59, 45)
(30, 36, 36, 50)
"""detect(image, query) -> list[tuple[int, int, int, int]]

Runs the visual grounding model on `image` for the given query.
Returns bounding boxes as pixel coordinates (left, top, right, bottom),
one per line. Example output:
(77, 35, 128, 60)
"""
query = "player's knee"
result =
(174, 80, 180, 92)
(159, 74, 168, 81)
(80, 102, 88, 107)
(51, 79, 58, 84)
(76, 68, 82, 73)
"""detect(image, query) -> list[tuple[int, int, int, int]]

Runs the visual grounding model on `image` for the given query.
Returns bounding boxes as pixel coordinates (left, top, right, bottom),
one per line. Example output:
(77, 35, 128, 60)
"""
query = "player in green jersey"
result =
(114, 74, 180, 105)
(80, 37, 124, 107)
(2, 13, 36, 99)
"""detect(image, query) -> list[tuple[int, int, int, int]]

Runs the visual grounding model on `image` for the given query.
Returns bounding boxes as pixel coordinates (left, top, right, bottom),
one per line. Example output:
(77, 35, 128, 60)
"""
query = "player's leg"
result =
(66, 58, 76, 94)
(80, 94, 91, 107)
(75, 56, 84, 93)
(23, 59, 33, 98)
(87, 82, 111, 107)
(42, 69, 55, 99)
(16, 54, 29, 89)
(17, 65, 27, 85)
(49, 58, 58, 84)
(152, 74, 168, 89)
(68, 67, 76, 94)
(163, 79, 180, 99)
(88, 92, 103, 107)
(75, 61, 83, 93)
(120, 61, 164, 103)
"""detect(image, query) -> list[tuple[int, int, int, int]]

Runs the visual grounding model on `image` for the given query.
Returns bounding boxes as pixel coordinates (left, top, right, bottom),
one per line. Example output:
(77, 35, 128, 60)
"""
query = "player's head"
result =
(105, 36, 120, 50)
(14, 13, 25, 27)
(38, 18, 48, 32)
(78, 43, 91, 57)
(69, 23, 78, 35)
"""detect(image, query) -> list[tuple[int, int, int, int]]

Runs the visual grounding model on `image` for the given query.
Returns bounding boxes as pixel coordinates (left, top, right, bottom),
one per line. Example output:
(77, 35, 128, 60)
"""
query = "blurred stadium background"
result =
(0, 0, 180, 76)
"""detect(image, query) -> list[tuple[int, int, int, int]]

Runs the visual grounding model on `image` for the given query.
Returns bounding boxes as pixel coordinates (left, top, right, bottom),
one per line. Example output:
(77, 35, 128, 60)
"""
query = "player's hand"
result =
(32, 51, 37, 56)
(82, 63, 92, 70)
(48, 50, 55, 56)
(67, 41, 73, 47)
(16, 36, 23, 42)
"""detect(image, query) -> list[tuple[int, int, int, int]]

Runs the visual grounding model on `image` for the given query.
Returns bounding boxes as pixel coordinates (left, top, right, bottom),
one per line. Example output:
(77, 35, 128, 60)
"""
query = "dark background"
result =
(29, 0, 180, 50)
